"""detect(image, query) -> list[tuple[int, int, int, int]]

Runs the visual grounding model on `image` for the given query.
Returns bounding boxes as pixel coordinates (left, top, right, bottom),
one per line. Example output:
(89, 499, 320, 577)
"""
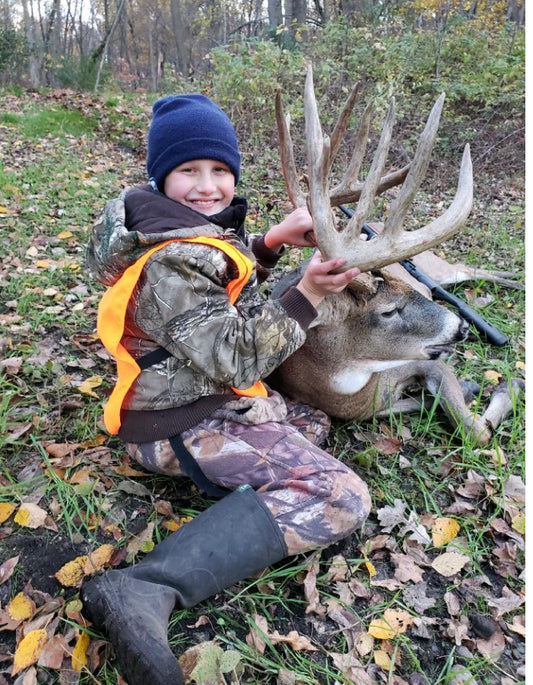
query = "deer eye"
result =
(381, 307, 399, 318)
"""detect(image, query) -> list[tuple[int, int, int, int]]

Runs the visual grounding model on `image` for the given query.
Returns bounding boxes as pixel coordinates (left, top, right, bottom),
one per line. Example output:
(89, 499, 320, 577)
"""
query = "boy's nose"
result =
(196, 172, 216, 192)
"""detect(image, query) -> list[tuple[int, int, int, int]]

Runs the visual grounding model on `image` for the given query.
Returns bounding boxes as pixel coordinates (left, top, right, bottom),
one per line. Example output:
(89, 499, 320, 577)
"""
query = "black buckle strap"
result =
(168, 435, 230, 499)
(137, 347, 172, 370)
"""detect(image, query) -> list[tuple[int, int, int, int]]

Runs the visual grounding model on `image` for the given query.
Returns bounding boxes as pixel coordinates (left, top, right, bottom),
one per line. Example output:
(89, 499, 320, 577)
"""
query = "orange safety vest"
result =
(97, 236, 268, 435)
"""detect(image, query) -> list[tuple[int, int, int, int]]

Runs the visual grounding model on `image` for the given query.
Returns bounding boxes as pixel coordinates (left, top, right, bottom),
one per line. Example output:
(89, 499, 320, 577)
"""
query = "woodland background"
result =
(0, 1, 526, 684)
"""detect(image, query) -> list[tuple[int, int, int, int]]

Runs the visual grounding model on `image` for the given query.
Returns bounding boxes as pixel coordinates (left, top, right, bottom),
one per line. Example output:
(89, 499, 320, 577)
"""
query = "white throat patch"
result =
(330, 360, 410, 394)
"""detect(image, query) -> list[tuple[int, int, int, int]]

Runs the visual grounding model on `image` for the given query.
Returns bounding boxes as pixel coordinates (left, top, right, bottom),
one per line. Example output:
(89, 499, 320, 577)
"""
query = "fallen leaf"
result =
(246, 614, 269, 654)
(402, 581, 437, 613)
(506, 614, 525, 637)
(0, 502, 16, 523)
(476, 622, 506, 661)
(511, 512, 525, 535)
(7, 593, 36, 621)
(374, 649, 392, 669)
(432, 517, 461, 547)
(486, 586, 524, 618)
(72, 631, 90, 671)
(377, 499, 407, 532)
(303, 552, 326, 616)
(269, 630, 318, 651)
(77, 375, 103, 398)
(365, 560, 377, 577)
(368, 618, 396, 640)
(55, 555, 89, 587)
(12, 629, 48, 675)
(391, 553, 424, 583)
(126, 522, 155, 561)
(14, 503, 48, 529)
(83, 544, 115, 574)
(0, 555, 19, 584)
(431, 551, 469, 577)
(37, 634, 68, 669)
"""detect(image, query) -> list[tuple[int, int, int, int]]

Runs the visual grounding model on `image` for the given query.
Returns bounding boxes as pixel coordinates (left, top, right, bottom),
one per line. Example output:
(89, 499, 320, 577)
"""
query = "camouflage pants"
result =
(126, 393, 371, 555)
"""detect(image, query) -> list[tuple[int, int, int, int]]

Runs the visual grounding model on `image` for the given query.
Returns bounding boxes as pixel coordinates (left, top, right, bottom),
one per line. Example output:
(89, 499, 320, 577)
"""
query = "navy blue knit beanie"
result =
(147, 94, 241, 191)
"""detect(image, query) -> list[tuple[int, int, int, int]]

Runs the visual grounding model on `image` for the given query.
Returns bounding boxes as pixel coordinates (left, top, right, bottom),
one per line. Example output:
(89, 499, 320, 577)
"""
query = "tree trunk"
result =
(170, 0, 188, 76)
(22, 0, 40, 86)
(268, 0, 282, 28)
(94, 0, 127, 91)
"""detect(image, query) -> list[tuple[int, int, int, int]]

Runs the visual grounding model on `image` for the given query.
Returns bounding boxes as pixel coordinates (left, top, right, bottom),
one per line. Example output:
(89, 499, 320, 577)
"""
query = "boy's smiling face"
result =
(164, 158, 235, 216)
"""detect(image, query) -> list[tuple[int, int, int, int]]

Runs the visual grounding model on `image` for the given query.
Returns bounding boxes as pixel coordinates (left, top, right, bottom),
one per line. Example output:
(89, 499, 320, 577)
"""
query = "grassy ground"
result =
(0, 89, 525, 685)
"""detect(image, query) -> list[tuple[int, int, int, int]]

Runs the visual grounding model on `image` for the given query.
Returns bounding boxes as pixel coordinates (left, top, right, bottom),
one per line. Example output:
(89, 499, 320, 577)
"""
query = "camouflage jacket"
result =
(86, 185, 317, 441)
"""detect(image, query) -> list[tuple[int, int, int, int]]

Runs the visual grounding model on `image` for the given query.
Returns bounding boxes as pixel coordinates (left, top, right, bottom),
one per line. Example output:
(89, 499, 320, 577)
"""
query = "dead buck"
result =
(268, 66, 523, 445)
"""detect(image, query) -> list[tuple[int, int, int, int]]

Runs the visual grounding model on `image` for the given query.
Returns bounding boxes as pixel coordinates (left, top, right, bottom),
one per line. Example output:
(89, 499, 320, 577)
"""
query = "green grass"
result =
(1, 106, 96, 139)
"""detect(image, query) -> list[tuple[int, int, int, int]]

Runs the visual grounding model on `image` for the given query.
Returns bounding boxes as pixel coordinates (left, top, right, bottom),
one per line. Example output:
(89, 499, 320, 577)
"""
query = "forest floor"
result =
(0, 89, 525, 685)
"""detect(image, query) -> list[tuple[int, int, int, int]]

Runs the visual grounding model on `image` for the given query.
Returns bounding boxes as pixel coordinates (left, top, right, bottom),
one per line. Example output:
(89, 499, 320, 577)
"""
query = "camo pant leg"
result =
(125, 399, 370, 555)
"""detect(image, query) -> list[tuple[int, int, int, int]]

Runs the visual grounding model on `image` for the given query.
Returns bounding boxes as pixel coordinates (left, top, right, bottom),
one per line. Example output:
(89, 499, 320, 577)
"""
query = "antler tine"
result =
(382, 143, 473, 259)
(329, 100, 372, 202)
(343, 97, 396, 240)
(329, 81, 362, 162)
(384, 92, 446, 236)
(275, 91, 307, 208)
(330, 164, 411, 206)
(304, 64, 338, 253)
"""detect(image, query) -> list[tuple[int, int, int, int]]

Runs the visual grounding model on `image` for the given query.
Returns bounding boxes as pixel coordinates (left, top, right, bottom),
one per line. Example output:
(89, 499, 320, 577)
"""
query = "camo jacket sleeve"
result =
(128, 239, 308, 395)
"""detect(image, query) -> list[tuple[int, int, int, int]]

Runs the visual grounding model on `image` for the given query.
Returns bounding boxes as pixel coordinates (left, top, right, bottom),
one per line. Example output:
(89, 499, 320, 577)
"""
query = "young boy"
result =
(82, 93, 371, 685)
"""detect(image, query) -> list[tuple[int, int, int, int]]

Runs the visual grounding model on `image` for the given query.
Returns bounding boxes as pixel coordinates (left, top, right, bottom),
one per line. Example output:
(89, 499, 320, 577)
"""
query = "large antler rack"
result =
(275, 64, 473, 273)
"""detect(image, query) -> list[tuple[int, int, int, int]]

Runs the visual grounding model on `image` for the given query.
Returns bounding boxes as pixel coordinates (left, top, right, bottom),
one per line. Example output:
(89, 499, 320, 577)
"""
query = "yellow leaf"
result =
(12, 629, 48, 675)
(35, 260, 50, 269)
(162, 519, 180, 532)
(57, 231, 74, 239)
(55, 555, 89, 587)
(515, 361, 525, 371)
(0, 206, 8, 213)
(14, 503, 48, 529)
(374, 649, 392, 669)
(368, 609, 414, 640)
(0, 502, 16, 524)
(484, 369, 501, 383)
(368, 618, 397, 640)
(7, 593, 36, 621)
(72, 631, 90, 671)
(511, 512, 525, 535)
(365, 561, 377, 577)
(77, 376, 103, 398)
(383, 608, 414, 634)
(432, 517, 461, 547)
(83, 544, 115, 574)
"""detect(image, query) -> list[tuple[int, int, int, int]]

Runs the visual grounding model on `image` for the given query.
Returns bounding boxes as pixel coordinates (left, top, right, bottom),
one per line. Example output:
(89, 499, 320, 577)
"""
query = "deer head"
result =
(275, 64, 473, 272)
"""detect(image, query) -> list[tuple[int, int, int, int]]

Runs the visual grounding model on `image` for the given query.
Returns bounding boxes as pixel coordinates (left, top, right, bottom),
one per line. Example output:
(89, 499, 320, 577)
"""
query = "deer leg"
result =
(458, 379, 482, 404)
(479, 379, 524, 431)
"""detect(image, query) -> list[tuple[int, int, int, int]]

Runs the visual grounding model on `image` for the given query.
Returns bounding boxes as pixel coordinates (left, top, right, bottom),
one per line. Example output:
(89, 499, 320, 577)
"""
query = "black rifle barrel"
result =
(338, 205, 509, 347)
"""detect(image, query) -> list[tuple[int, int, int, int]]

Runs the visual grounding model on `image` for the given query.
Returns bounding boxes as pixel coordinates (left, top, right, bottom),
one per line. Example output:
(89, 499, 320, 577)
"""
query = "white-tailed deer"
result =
(268, 66, 523, 445)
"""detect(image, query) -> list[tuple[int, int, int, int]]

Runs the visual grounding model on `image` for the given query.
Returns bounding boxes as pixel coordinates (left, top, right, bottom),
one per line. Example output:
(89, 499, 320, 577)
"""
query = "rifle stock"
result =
(338, 205, 509, 347)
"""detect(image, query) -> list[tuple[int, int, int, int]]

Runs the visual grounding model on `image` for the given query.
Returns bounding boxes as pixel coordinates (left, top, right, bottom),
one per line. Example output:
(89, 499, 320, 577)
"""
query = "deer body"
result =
(269, 267, 519, 445)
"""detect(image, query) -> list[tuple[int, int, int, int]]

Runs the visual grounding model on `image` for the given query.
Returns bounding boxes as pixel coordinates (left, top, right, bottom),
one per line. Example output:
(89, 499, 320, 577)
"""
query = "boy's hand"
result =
(264, 207, 316, 251)
(296, 251, 360, 308)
